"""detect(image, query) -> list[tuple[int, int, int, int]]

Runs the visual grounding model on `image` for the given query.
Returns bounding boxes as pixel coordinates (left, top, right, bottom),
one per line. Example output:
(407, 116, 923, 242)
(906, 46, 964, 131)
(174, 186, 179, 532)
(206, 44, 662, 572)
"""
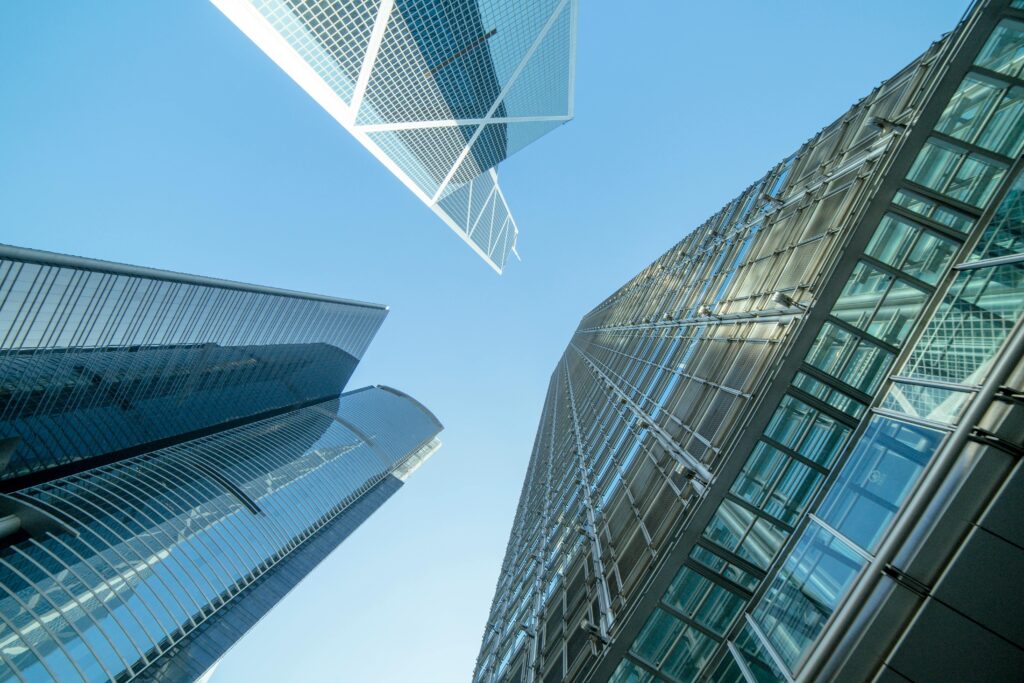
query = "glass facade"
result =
(474, 3, 1024, 682)
(0, 245, 386, 485)
(0, 247, 444, 681)
(213, 0, 579, 272)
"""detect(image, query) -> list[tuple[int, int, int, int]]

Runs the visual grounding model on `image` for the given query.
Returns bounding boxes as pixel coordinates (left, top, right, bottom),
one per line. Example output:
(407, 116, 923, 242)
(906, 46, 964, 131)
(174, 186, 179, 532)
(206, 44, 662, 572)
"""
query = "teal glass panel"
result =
(907, 139, 1006, 208)
(733, 623, 787, 683)
(868, 277, 929, 345)
(630, 608, 683, 668)
(753, 523, 865, 672)
(806, 322, 895, 395)
(703, 500, 787, 570)
(936, 73, 1004, 146)
(610, 659, 655, 683)
(690, 545, 760, 591)
(764, 395, 851, 467)
(819, 416, 943, 551)
(905, 262, 1024, 385)
(974, 19, 1024, 78)
(891, 190, 974, 234)
(732, 441, 822, 525)
(867, 214, 959, 285)
(937, 72, 1024, 158)
(792, 371, 866, 419)
(663, 566, 745, 636)
(833, 262, 889, 332)
(969, 171, 1024, 262)
(661, 626, 718, 683)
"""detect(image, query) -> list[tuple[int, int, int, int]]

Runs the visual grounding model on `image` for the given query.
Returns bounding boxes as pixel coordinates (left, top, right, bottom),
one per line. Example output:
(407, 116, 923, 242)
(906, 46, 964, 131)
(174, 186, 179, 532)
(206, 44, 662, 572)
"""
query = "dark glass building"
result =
(473, 2, 1024, 682)
(0, 245, 443, 681)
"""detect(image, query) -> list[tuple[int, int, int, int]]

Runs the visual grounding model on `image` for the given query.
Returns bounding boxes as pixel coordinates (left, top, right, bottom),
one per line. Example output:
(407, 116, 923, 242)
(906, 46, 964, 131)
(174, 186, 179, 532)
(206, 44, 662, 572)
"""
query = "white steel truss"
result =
(212, 0, 578, 273)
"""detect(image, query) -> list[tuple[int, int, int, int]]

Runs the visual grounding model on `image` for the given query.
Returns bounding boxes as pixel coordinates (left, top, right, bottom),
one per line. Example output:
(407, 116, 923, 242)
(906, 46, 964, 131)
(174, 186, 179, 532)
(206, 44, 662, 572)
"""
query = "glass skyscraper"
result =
(212, 0, 578, 273)
(473, 2, 1024, 682)
(0, 245, 443, 681)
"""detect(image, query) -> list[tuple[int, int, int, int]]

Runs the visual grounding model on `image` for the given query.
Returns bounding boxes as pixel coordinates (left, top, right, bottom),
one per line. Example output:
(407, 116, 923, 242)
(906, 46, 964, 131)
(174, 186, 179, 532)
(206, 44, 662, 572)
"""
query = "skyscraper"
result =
(473, 2, 1024, 682)
(0, 245, 443, 681)
(212, 0, 578, 273)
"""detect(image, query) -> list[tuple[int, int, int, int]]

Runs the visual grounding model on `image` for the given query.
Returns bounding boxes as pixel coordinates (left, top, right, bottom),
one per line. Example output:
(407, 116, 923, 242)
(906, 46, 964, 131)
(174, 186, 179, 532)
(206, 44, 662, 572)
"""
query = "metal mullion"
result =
(57, 483, 195, 637)
(46, 531, 169, 660)
(127, 459, 237, 609)
(96, 469, 213, 621)
(80, 475, 203, 631)
(929, 128, 1017, 165)
(9, 547, 121, 681)
(900, 178, 988, 217)
(158, 451, 264, 590)
(0, 566, 88, 683)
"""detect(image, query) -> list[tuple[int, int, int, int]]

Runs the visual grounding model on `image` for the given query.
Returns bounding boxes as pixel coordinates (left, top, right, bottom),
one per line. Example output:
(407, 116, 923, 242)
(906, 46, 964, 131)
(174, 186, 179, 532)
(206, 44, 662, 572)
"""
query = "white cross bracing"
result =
(211, 0, 577, 273)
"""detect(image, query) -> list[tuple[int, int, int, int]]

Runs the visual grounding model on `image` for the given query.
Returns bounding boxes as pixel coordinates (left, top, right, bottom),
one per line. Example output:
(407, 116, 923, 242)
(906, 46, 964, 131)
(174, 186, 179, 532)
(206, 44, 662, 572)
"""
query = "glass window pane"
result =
(974, 19, 1024, 78)
(819, 417, 944, 551)
(936, 73, 1003, 145)
(630, 608, 683, 668)
(806, 322, 895, 395)
(907, 139, 1007, 208)
(977, 84, 1024, 157)
(970, 172, 1024, 262)
(866, 214, 919, 270)
(661, 626, 718, 683)
(833, 262, 890, 332)
(892, 189, 973, 234)
(869, 278, 929, 345)
(902, 229, 959, 285)
(753, 523, 865, 671)
(610, 659, 655, 683)
(880, 381, 970, 424)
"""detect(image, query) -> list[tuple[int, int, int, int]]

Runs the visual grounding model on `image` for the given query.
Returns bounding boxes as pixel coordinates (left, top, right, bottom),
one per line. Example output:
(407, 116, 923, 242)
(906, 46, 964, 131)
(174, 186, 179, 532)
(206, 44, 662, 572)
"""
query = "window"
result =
(866, 214, 960, 285)
(753, 522, 866, 672)
(732, 441, 823, 525)
(974, 18, 1024, 79)
(892, 189, 974, 234)
(904, 262, 1024, 385)
(818, 417, 943, 551)
(703, 499, 787, 570)
(764, 395, 852, 467)
(969, 172, 1024, 262)
(663, 566, 745, 636)
(805, 322, 894, 395)
(937, 72, 1024, 157)
(907, 138, 1006, 208)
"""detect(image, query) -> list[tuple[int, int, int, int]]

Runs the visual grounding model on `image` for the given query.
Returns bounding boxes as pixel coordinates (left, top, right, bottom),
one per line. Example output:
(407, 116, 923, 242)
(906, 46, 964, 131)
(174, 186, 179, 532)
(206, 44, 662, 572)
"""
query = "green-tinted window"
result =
(937, 72, 1024, 157)
(792, 371, 866, 418)
(819, 417, 943, 551)
(610, 659, 655, 683)
(880, 381, 970, 424)
(764, 395, 852, 467)
(970, 172, 1024, 262)
(689, 545, 760, 591)
(753, 523, 865, 671)
(975, 19, 1024, 78)
(703, 499, 788, 570)
(805, 322, 894, 395)
(733, 623, 788, 683)
(630, 608, 683, 668)
(661, 627, 718, 683)
(663, 566, 745, 636)
(907, 139, 1006, 208)
(867, 214, 959, 284)
(892, 189, 974, 234)
(732, 441, 822, 525)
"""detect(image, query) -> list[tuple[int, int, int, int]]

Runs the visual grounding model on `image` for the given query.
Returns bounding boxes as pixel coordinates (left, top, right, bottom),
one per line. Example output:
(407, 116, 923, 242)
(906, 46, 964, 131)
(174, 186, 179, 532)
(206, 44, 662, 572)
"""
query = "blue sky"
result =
(0, 1, 966, 681)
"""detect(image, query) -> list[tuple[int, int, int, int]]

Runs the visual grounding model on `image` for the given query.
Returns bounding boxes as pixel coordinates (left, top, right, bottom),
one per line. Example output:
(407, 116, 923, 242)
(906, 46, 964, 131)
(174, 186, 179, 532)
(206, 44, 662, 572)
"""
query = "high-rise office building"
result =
(0, 245, 443, 681)
(212, 0, 578, 273)
(473, 2, 1024, 682)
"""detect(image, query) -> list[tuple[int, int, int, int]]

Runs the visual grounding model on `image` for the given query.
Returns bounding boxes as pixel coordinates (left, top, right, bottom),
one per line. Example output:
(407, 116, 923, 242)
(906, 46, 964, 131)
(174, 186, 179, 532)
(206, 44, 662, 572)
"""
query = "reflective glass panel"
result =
(818, 417, 943, 551)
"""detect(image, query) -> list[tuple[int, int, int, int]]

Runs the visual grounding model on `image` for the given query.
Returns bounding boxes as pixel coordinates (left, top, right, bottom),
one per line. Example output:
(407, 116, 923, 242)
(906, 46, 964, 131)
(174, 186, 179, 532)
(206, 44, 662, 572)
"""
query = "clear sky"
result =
(0, 1, 967, 681)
